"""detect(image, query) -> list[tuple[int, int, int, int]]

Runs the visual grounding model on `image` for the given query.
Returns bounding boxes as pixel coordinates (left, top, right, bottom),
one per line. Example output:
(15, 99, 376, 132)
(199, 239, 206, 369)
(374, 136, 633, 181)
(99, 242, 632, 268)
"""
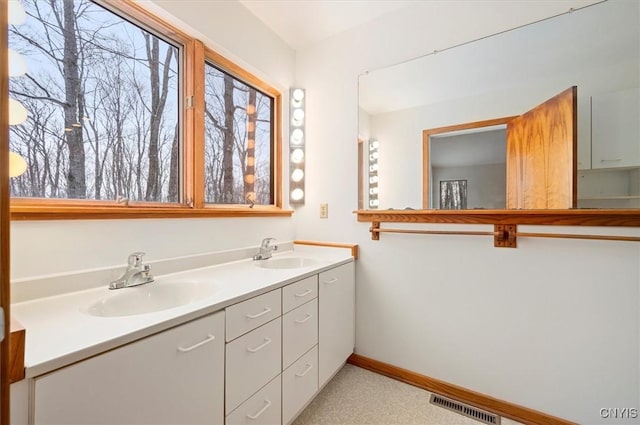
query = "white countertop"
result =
(12, 245, 354, 378)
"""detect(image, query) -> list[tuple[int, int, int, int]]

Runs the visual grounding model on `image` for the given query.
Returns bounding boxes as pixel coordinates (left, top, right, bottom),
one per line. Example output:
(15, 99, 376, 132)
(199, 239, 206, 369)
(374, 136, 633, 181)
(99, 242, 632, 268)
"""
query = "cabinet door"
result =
(318, 262, 355, 387)
(592, 87, 640, 169)
(506, 86, 577, 209)
(34, 311, 225, 425)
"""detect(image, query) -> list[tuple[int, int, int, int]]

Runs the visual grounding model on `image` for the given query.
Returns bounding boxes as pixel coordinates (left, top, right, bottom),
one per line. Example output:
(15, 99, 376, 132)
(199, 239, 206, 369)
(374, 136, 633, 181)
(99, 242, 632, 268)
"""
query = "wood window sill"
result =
(11, 205, 293, 220)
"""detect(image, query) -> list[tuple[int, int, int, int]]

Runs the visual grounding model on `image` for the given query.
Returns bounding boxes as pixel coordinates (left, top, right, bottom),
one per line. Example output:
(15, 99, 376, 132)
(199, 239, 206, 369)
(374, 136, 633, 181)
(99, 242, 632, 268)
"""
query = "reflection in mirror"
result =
(429, 126, 505, 209)
(358, 0, 640, 210)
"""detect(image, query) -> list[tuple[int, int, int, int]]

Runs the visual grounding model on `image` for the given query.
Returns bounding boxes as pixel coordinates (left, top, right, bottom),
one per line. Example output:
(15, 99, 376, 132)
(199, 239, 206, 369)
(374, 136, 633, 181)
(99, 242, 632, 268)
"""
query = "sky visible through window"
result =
(9, 0, 179, 202)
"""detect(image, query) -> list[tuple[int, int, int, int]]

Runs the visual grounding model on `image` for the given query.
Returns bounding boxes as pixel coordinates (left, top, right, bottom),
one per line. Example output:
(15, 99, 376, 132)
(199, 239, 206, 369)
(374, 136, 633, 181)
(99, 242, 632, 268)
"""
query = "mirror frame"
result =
(422, 116, 516, 209)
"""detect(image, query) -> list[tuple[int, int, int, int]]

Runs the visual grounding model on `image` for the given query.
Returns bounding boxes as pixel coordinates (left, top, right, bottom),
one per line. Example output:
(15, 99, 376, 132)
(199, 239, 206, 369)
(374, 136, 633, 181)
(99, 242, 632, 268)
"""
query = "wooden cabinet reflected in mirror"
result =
(423, 87, 576, 210)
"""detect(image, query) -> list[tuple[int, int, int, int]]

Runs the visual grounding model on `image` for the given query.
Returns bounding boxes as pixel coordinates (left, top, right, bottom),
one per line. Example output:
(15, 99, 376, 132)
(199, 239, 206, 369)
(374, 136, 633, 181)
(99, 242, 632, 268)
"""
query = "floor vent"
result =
(429, 394, 501, 425)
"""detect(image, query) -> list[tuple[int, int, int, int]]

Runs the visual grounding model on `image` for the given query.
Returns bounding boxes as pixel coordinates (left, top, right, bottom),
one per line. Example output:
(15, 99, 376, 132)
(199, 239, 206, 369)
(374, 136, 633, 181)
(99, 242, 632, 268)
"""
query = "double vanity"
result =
(10, 242, 356, 425)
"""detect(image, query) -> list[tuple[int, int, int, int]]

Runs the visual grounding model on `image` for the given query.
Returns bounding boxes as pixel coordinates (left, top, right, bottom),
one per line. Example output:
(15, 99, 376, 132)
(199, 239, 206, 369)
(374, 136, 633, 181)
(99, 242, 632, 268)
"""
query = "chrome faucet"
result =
(109, 252, 154, 290)
(253, 238, 278, 260)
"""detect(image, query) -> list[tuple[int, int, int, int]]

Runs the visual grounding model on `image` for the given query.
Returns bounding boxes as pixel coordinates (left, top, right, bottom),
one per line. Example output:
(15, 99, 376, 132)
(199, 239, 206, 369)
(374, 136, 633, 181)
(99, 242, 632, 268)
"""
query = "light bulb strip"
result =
(289, 88, 305, 204)
(368, 138, 379, 209)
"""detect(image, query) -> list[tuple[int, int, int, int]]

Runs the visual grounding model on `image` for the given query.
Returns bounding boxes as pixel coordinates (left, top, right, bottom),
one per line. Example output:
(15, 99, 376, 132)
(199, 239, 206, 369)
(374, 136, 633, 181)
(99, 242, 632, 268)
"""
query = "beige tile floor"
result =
(293, 364, 523, 425)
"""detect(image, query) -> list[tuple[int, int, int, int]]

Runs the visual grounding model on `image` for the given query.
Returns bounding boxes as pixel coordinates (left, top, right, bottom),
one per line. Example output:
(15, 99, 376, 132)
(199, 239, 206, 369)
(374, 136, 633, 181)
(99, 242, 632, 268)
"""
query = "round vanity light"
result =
(369, 187, 378, 195)
(369, 175, 378, 184)
(291, 148, 304, 163)
(369, 152, 379, 161)
(369, 199, 379, 208)
(9, 98, 28, 125)
(292, 89, 305, 102)
(291, 168, 304, 182)
(292, 108, 305, 122)
(370, 140, 379, 150)
(9, 1, 26, 25)
(291, 188, 304, 201)
(8, 151, 27, 178)
(369, 164, 378, 172)
(290, 128, 304, 145)
(9, 49, 27, 77)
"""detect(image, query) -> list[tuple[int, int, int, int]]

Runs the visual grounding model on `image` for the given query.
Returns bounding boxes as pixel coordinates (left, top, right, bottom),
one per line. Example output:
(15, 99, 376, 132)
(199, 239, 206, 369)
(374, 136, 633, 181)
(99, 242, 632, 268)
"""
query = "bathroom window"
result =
(203, 61, 274, 206)
(8, 0, 181, 203)
(7, 1, 287, 219)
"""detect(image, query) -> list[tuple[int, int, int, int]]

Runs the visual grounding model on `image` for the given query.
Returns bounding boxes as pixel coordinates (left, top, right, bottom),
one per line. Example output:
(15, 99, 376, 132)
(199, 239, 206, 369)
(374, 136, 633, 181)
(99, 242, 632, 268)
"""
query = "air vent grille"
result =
(429, 394, 501, 425)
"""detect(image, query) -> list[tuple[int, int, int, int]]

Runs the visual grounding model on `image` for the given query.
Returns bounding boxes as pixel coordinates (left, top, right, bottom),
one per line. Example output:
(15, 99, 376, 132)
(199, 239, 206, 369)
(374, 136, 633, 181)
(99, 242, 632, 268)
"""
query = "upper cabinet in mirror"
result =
(358, 0, 640, 210)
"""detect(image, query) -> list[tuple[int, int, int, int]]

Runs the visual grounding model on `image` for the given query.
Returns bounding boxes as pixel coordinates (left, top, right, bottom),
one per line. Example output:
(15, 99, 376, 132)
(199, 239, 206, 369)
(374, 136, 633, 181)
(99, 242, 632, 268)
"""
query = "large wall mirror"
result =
(358, 0, 639, 211)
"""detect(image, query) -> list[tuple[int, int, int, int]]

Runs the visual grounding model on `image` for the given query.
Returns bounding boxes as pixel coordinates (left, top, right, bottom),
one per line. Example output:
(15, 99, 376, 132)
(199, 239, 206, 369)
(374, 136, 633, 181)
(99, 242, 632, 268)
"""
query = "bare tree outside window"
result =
(8, 0, 179, 202)
(204, 63, 273, 205)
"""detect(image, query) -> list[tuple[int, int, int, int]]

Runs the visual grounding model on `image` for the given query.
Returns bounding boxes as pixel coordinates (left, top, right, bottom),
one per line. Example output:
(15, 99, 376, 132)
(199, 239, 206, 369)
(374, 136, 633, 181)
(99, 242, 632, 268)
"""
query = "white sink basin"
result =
(86, 280, 218, 317)
(255, 256, 319, 269)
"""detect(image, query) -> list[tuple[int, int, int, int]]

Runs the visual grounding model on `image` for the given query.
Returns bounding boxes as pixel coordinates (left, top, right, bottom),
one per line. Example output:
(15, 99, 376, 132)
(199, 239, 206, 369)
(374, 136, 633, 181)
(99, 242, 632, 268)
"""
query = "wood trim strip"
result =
(294, 240, 359, 260)
(347, 354, 576, 425)
(189, 40, 205, 209)
(1, 0, 10, 420)
(356, 209, 640, 227)
(9, 319, 25, 384)
(11, 206, 293, 221)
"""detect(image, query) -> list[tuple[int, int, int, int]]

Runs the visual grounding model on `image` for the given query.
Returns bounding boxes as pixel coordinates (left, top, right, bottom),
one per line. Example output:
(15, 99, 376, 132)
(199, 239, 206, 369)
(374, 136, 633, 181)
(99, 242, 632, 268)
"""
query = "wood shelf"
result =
(356, 209, 640, 227)
(578, 195, 640, 200)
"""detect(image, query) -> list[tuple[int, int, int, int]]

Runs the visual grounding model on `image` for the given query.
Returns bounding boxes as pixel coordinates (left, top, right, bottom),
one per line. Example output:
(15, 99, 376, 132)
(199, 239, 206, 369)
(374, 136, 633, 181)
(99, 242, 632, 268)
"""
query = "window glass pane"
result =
(204, 63, 273, 205)
(8, 0, 180, 202)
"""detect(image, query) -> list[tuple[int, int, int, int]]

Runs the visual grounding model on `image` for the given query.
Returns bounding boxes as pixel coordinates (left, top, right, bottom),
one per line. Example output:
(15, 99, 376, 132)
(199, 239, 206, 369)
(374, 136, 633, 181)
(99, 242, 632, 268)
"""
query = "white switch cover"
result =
(320, 203, 328, 218)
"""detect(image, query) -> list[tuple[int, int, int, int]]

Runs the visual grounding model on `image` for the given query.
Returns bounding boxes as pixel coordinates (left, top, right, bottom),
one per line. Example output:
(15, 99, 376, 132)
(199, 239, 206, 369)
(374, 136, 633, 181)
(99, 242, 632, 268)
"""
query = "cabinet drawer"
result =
(226, 318, 281, 414)
(282, 298, 318, 369)
(282, 346, 318, 425)
(226, 375, 281, 425)
(282, 275, 318, 314)
(226, 289, 281, 341)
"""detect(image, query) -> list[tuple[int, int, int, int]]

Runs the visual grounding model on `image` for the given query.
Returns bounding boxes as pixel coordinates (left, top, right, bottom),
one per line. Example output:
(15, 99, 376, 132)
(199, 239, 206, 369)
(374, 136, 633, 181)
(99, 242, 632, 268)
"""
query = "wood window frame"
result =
(200, 47, 283, 211)
(8, 0, 290, 221)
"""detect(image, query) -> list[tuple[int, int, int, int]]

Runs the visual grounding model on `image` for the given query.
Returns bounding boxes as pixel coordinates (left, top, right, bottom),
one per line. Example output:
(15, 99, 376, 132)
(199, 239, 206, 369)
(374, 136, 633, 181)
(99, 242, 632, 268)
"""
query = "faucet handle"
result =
(261, 237, 276, 247)
(128, 252, 146, 267)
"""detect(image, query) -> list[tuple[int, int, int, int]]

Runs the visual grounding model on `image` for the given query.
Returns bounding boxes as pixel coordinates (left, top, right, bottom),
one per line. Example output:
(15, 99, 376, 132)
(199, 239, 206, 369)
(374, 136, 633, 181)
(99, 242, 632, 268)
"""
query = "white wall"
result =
(432, 164, 505, 209)
(10, 0, 296, 280)
(294, 1, 639, 423)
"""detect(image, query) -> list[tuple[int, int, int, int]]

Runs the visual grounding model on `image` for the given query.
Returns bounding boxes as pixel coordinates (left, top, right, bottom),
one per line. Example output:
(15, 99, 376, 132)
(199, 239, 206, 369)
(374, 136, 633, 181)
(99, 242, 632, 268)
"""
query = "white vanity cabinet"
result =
(33, 311, 225, 425)
(19, 256, 356, 425)
(591, 87, 640, 169)
(318, 261, 355, 387)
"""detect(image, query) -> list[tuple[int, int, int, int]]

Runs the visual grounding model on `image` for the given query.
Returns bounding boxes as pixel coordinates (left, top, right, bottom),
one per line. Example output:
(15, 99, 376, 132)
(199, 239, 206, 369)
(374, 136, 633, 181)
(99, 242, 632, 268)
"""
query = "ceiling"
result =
(238, 0, 416, 50)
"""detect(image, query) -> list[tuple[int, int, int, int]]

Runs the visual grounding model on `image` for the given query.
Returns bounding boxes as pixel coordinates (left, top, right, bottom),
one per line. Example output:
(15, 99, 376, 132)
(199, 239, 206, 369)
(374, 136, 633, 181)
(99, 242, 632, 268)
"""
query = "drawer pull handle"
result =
(246, 307, 272, 319)
(246, 399, 272, 420)
(247, 337, 272, 353)
(295, 363, 313, 377)
(294, 289, 313, 298)
(323, 277, 339, 284)
(294, 314, 313, 324)
(177, 334, 216, 353)
(600, 158, 622, 162)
